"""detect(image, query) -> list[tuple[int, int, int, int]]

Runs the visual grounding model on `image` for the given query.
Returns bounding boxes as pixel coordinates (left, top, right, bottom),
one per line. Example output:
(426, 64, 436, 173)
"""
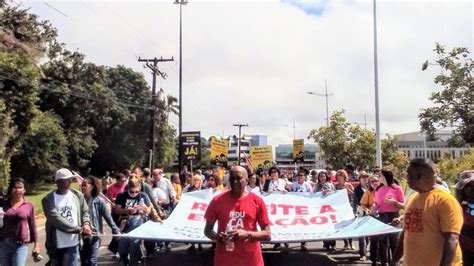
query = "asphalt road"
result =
(27, 220, 372, 266)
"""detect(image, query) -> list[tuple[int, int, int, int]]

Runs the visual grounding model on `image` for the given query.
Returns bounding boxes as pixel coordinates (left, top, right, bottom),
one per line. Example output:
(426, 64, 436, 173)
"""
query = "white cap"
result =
(55, 168, 77, 181)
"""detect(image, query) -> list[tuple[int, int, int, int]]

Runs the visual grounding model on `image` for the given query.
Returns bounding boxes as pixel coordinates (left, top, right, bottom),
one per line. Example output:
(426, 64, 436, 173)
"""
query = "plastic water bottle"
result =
(225, 224, 234, 252)
(371, 203, 380, 218)
(138, 197, 145, 215)
(0, 207, 4, 228)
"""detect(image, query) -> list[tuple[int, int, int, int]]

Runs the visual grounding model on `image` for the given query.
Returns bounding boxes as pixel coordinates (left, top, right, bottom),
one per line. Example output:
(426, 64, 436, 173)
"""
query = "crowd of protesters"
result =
(0, 158, 473, 265)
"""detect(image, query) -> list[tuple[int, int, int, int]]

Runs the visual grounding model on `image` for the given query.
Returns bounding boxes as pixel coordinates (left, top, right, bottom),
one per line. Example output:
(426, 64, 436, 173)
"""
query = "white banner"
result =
(125, 189, 401, 243)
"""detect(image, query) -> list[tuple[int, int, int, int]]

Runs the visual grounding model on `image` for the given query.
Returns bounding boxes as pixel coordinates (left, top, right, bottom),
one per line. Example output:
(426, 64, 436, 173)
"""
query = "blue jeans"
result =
(50, 245, 79, 266)
(118, 216, 144, 266)
(0, 240, 28, 266)
(80, 237, 100, 266)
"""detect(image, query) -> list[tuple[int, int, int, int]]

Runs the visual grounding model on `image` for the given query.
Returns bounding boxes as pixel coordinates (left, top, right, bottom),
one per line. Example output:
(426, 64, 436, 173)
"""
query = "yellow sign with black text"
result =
(250, 146, 273, 169)
(293, 139, 304, 163)
(210, 137, 229, 166)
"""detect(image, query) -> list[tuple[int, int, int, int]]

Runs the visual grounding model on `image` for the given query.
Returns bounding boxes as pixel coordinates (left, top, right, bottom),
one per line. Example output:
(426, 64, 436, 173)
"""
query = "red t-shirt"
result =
(106, 182, 126, 202)
(204, 191, 270, 266)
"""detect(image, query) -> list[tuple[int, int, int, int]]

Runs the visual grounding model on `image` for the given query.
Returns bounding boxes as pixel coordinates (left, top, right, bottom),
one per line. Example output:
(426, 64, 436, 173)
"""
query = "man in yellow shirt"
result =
(393, 158, 463, 265)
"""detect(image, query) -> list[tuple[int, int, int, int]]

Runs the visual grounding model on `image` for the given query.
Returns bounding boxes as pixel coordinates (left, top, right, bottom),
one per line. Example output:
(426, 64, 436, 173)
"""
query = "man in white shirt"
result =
(152, 169, 176, 211)
(42, 169, 92, 266)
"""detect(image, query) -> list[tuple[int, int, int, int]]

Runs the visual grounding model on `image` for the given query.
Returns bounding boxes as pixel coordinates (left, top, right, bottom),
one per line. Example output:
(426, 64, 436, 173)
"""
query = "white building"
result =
(227, 135, 267, 165)
(395, 131, 469, 161)
(275, 143, 326, 171)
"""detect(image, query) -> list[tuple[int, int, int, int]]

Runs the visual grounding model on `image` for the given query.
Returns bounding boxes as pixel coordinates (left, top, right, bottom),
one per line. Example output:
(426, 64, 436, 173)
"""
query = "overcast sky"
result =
(20, 0, 472, 147)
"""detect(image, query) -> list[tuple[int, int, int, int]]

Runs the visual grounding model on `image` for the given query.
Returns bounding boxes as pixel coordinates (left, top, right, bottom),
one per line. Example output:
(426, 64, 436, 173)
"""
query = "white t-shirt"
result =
(155, 178, 176, 203)
(152, 187, 169, 205)
(54, 191, 79, 248)
(268, 178, 288, 192)
(290, 181, 313, 193)
(246, 185, 261, 194)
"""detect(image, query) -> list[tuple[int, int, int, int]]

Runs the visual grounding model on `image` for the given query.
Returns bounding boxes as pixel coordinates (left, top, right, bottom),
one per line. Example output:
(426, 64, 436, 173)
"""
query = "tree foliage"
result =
(308, 110, 409, 171)
(10, 110, 68, 182)
(420, 43, 473, 145)
(0, 1, 179, 185)
(438, 148, 474, 185)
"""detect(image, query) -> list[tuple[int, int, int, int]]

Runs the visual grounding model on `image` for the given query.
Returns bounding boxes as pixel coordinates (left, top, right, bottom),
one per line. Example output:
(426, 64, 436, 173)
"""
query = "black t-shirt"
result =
(115, 191, 151, 210)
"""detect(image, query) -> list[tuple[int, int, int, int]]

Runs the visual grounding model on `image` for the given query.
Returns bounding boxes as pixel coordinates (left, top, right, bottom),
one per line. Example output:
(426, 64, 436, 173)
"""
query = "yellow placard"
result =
(293, 139, 304, 163)
(250, 146, 273, 169)
(210, 137, 229, 166)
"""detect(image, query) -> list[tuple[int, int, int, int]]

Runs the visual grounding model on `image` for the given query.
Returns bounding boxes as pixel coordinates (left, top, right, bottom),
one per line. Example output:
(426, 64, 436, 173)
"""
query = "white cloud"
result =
(21, 0, 473, 148)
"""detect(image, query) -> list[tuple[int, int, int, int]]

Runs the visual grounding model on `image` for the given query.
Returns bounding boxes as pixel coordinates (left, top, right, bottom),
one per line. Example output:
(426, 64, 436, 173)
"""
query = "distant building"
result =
(275, 143, 325, 171)
(395, 131, 469, 162)
(227, 135, 267, 165)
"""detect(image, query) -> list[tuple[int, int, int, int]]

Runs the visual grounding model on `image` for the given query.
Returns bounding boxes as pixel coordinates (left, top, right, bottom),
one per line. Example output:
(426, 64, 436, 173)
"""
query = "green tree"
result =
(420, 43, 473, 145)
(308, 110, 407, 170)
(308, 110, 349, 169)
(0, 0, 61, 190)
(438, 148, 474, 185)
(10, 110, 68, 183)
(88, 65, 151, 175)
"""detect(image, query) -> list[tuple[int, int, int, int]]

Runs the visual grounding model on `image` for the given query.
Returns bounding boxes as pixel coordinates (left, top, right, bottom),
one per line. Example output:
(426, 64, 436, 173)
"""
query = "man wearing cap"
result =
(42, 168, 92, 266)
(455, 170, 474, 266)
(393, 158, 463, 266)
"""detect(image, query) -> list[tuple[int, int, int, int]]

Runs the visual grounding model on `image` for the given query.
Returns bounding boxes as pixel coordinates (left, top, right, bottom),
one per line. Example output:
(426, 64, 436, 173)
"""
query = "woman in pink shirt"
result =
(373, 169, 405, 265)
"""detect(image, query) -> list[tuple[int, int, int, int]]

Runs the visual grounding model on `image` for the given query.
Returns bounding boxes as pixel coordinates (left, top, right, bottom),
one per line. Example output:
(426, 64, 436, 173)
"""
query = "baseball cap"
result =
(55, 168, 77, 181)
(454, 170, 474, 190)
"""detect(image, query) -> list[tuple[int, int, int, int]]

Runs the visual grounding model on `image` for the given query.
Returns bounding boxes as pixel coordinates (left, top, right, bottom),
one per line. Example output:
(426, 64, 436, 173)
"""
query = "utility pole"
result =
(308, 78, 334, 127)
(353, 114, 368, 130)
(174, 0, 188, 174)
(138, 56, 174, 168)
(292, 117, 296, 139)
(233, 123, 248, 166)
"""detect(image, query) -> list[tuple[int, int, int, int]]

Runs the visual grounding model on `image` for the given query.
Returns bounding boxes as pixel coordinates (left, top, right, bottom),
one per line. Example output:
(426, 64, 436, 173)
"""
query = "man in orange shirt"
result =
(393, 158, 463, 265)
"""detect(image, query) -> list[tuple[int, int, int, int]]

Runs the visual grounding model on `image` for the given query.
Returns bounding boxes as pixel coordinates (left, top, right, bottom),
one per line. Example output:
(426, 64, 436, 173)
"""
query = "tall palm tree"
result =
(164, 95, 179, 120)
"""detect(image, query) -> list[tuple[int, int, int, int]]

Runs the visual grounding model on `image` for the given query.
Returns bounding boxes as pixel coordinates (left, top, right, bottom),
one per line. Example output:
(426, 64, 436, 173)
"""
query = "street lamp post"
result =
(233, 123, 248, 165)
(174, 0, 187, 173)
(373, 0, 382, 167)
(308, 79, 333, 127)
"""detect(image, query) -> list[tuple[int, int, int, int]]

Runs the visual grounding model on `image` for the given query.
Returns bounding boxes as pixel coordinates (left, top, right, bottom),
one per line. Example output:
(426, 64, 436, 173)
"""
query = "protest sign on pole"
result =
(250, 145, 273, 170)
(180, 131, 201, 165)
(293, 139, 304, 163)
(210, 137, 229, 166)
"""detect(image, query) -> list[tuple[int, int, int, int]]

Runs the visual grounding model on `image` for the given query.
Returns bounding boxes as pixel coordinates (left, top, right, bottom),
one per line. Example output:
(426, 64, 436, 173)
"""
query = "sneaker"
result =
(350, 244, 355, 250)
(343, 244, 349, 249)
(360, 256, 366, 261)
(112, 253, 120, 259)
